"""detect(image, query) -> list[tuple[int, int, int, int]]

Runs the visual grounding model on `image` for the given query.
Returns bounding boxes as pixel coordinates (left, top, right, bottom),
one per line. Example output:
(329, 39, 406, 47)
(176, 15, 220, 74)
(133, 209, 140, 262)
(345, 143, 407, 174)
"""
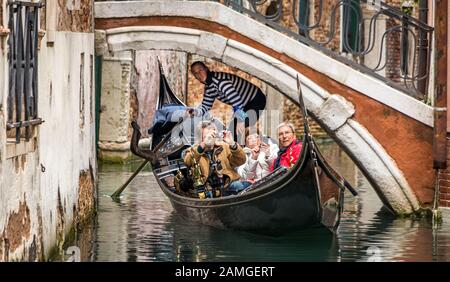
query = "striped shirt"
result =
(196, 71, 260, 115)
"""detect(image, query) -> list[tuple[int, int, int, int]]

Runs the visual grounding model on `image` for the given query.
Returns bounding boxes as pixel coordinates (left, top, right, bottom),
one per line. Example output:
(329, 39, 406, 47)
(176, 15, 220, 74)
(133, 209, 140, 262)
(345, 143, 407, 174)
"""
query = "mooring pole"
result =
(432, 0, 448, 221)
(433, 0, 447, 170)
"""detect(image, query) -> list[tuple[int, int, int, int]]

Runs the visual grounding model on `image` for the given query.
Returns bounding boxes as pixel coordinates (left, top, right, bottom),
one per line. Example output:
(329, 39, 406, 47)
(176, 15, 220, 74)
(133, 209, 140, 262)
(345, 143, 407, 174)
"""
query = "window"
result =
(298, 0, 308, 36)
(7, 1, 43, 143)
(342, 0, 361, 53)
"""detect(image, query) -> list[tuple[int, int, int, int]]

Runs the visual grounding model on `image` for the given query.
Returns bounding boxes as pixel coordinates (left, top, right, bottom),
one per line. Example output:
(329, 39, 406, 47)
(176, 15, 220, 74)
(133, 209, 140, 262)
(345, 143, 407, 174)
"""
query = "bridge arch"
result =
(95, 1, 436, 215)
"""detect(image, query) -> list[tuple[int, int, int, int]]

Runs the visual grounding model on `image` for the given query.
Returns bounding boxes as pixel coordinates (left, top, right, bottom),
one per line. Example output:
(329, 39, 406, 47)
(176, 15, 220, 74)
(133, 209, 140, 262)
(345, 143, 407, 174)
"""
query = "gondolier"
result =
(189, 61, 266, 143)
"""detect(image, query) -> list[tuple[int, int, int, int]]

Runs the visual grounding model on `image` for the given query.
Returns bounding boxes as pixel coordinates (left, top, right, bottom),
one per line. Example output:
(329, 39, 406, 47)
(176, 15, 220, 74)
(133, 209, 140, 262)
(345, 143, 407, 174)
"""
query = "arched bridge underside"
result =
(95, 1, 436, 215)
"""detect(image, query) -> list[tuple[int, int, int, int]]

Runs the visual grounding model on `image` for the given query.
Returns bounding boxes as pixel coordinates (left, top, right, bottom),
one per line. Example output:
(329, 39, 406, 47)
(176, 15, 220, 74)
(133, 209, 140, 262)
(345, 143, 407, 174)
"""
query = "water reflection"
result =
(70, 142, 449, 262)
(167, 216, 338, 262)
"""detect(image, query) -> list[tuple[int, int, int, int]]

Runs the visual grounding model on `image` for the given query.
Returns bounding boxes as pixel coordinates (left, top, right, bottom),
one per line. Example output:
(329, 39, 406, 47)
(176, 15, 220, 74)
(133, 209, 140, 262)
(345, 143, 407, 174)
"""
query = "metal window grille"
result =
(7, 1, 43, 143)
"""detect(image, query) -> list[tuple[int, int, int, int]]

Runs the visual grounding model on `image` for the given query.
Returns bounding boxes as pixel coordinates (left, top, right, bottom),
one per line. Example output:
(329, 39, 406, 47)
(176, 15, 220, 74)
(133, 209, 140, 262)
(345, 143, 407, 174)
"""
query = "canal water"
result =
(65, 141, 450, 262)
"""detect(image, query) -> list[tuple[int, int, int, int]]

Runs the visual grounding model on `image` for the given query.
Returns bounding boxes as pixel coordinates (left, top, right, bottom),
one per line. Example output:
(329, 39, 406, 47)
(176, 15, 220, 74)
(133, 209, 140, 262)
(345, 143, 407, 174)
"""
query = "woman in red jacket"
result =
(270, 122, 303, 171)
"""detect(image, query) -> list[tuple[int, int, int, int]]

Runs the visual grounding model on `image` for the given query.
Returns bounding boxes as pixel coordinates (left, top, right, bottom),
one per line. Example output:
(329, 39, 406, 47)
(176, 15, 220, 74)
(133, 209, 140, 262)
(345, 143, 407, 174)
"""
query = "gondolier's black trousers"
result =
(228, 89, 266, 144)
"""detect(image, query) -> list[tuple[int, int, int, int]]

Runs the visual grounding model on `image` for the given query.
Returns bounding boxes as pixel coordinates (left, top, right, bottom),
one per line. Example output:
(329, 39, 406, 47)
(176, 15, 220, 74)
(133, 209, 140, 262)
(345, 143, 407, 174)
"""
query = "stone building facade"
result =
(0, 0, 96, 261)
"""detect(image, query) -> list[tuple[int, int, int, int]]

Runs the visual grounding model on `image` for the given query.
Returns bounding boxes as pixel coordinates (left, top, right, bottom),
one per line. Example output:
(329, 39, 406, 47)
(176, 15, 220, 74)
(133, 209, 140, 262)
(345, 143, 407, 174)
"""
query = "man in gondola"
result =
(188, 61, 266, 144)
(183, 120, 250, 196)
(270, 122, 303, 171)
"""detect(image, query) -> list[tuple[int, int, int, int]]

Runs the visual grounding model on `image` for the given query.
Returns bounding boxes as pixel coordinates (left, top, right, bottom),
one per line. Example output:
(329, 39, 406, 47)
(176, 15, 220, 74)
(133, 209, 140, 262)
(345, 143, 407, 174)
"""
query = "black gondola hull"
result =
(156, 153, 340, 234)
(166, 177, 319, 234)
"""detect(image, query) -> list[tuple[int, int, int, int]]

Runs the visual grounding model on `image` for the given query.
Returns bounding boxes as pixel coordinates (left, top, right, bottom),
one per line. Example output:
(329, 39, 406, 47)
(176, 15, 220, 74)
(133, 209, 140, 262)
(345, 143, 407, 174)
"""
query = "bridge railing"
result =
(197, 0, 433, 102)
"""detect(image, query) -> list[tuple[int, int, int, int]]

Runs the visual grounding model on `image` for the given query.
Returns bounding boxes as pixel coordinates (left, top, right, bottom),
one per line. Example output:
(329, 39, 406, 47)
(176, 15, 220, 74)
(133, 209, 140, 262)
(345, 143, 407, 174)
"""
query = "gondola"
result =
(130, 62, 357, 235)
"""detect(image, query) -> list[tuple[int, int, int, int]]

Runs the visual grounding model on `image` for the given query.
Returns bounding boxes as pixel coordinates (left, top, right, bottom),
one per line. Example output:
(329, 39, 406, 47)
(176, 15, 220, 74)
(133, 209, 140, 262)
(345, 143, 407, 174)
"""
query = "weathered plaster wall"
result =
(0, 2, 2, 23)
(0, 0, 7, 107)
(37, 32, 97, 259)
(0, 0, 5, 257)
(0, 1, 96, 261)
(0, 0, 6, 106)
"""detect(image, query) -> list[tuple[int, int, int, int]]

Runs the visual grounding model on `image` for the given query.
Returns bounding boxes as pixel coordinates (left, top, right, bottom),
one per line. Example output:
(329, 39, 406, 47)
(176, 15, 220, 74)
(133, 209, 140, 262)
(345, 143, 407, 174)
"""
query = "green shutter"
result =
(95, 56, 103, 152)
(298, 0, 308, 36)
(230, 0, 242, 11)
(343, 0, 361, 52)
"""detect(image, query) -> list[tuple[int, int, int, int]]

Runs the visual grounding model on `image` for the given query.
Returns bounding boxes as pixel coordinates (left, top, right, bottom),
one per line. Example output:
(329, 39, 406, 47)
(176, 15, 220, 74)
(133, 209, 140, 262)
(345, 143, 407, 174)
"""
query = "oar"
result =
(110, 118, 185, 200)
(111, 160, 149, 200)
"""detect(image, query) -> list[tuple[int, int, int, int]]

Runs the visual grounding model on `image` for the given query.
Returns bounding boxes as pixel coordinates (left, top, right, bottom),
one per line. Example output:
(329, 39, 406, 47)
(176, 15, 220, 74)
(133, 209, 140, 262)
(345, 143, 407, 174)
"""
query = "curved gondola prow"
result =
(296, 75, 358, 230)
(295, 77, 357, 197)
(130, 121, 157, 163)
(150, 60, 188, 151)
(297, 76, 323, 222)
(129, 61, 185, 164)
(156, 59, 185, 109)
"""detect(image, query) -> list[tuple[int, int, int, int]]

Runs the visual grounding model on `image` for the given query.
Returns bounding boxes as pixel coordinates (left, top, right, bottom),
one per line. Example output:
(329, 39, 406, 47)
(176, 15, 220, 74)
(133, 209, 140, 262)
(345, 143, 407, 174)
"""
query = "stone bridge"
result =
(94, 1, 436, 215)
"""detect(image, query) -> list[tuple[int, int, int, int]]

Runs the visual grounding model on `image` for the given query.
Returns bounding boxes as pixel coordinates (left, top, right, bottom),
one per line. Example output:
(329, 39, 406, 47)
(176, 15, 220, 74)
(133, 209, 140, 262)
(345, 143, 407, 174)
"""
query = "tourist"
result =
(270, 122, 303, 171)
(238, 132, 279, 182)
(183, 120, 249, 196)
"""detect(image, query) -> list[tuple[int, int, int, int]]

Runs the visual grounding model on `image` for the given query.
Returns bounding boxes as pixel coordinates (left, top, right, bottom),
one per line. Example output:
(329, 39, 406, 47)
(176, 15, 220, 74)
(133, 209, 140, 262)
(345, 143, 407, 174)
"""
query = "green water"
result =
(68, 142, 450, 262)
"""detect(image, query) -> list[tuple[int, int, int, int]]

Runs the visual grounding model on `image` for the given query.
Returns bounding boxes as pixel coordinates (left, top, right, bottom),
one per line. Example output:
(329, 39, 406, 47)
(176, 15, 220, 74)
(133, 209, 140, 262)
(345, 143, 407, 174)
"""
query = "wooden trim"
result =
(434, 0, 448, 169)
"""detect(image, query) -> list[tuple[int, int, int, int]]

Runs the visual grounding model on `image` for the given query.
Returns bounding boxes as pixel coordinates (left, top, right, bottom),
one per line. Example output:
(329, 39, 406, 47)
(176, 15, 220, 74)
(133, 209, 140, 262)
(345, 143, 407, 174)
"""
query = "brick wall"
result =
(384, 0, 421, 85)
(57, 0, 93, 33)
(283, 98, 328, 138)
(310, 0, 341, 52)
(385, 0, 401, 82)
(279, 0, 299, 33)
(438, 137, 450, 207)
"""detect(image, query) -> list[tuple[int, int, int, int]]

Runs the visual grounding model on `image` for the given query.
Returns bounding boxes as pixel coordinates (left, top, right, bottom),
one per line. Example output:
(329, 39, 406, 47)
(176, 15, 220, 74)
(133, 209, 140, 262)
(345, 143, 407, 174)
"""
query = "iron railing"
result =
(7, 0, 43, 143)
(212, 0, 434, 101)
